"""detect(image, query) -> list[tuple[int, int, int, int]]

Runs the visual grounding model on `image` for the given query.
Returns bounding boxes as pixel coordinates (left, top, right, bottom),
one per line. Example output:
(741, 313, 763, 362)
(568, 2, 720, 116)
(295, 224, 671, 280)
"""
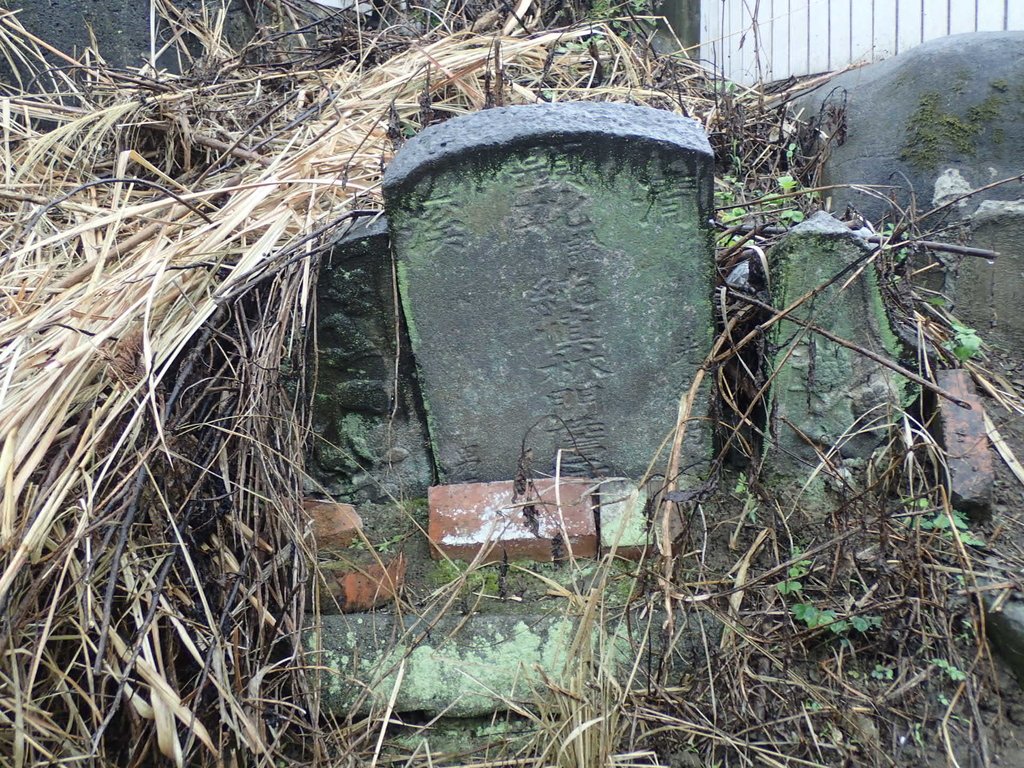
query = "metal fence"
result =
(699, 0, 1024, 84)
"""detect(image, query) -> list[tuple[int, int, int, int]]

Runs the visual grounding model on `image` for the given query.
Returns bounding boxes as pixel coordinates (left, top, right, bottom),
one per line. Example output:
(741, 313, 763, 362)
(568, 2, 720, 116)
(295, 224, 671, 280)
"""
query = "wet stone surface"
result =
(311, 217, 432, 502)
(315, 606, 717, 718)
(955, 199, 1024, 356)
(765, 213, 909, 497)
(0, 0, 255, 79)
(384, 102, 715, 484)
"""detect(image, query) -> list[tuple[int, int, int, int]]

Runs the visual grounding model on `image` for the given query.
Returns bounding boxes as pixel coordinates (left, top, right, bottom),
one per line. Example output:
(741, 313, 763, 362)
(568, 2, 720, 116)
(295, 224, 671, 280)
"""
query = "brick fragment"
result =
(328, 554, 406, 613)
(428, 479, 598, 563)
(935, 370, 994, 519)
(303, 499, 362, 550)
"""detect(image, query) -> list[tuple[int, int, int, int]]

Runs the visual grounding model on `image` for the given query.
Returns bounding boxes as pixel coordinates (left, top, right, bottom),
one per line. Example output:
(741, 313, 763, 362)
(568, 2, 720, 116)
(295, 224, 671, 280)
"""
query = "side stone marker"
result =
(312, 216, 432, 502)
(955, 199, 1024, 355)
(383, 103, 715, 483)
(765, 213, 909, 497)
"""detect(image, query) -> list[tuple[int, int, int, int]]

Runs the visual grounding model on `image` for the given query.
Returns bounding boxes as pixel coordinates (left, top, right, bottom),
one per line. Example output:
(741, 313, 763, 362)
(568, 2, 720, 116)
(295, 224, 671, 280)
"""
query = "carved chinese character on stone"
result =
(383, 102, 715, 483)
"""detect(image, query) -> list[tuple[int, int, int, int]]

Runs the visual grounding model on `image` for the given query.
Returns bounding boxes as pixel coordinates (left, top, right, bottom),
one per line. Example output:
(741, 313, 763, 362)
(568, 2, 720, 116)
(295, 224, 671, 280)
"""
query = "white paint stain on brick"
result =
(440, 492, 537, 546)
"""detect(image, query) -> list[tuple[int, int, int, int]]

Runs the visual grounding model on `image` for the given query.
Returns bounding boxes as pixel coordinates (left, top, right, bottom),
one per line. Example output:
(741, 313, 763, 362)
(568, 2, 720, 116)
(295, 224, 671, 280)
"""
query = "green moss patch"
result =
(901, 90, 1007, 170)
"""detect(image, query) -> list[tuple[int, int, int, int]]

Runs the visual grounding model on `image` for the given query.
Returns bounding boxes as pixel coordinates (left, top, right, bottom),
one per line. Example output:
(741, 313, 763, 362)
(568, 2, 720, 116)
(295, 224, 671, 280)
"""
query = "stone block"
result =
(428, 479, 598, 563)
(953, 200, 1024, 355)
(0, 1, 255, 81)
(303, 499, 362, 550)
(596, 479, 650, 559)
(765, 213, 909, 493)
(384, 102, 715, 484)
(315, 608, 716, 717)
(325, 553, 406, 613)
(311, 216, 432, 502)
(934, 370, 993, 519)
(985, 599, 1024, 687)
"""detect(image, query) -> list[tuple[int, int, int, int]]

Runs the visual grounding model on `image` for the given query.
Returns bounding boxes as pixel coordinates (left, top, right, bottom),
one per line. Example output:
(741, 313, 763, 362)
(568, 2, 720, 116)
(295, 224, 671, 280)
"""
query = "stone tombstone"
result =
(383, 103, 715, 483)
(766, 213, 909, 492)
(312, 216, 432, 502)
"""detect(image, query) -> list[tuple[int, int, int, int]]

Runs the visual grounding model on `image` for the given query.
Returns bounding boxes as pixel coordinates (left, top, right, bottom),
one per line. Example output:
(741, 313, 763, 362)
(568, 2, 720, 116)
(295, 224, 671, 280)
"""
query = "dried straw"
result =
(3, 3, 1015, 766)
(0, 5, 720, 765)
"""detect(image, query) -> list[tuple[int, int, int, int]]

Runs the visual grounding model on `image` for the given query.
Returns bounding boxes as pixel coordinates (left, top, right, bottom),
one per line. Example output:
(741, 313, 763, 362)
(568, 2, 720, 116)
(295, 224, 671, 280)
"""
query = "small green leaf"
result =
(777, 580, 803, 595)
(932, 658, 967, 682)
(816, 609, 838, 629)
(791, 603, 814, 623)
(961, 531, 986, 547)
(829, 619, 850, 635)
(946, 321, 982, 361)
(871, 664, 894, 681)
(851, 616, 871, 632)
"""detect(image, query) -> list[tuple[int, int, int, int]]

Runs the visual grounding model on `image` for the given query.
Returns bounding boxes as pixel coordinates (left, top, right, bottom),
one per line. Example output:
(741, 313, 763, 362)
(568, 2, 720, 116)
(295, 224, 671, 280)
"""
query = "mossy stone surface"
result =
(800, 32, 1024, 222)
(316, 612, 596, 717)
(313, 606, 717, 717)
(384, 103, 715, 484)
(310, 217, 432, 502)
(764, 213, 910, 503)
(955, 200, 1024, 355)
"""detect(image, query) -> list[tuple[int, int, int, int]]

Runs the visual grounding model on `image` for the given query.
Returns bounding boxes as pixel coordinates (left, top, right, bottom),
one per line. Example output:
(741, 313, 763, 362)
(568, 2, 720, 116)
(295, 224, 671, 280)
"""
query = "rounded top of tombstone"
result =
(383, 102, 713, 192)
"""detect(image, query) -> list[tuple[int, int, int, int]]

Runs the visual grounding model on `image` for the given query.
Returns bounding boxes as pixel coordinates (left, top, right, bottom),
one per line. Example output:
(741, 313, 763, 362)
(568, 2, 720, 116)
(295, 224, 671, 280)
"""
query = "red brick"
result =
(935, 370, 994, 519)
(328, 554, 406, 613)
(303, 499, 362, 550)
(428, 479, 598, 562)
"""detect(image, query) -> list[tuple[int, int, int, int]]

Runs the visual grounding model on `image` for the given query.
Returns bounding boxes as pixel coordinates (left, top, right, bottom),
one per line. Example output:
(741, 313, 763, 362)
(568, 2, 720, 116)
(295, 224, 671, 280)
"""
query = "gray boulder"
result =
(801, 32, 1024, 223)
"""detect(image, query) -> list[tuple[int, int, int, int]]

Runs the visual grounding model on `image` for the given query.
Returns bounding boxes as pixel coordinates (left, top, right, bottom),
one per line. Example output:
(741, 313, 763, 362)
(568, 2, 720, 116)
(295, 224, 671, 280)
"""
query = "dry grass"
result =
(1, 1, 1021, 766)
(0, 3, 720, 765)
